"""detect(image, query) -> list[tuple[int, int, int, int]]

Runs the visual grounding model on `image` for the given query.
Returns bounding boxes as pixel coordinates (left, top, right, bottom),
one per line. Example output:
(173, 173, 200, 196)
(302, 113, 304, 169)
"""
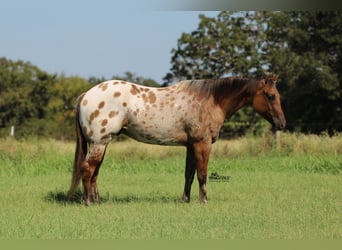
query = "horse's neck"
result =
(219, 87, 255, 118)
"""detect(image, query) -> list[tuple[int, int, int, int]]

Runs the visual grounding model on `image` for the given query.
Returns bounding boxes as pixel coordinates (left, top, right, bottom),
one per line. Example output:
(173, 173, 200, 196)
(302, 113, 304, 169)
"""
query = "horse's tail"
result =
(67, 93, 87, 200)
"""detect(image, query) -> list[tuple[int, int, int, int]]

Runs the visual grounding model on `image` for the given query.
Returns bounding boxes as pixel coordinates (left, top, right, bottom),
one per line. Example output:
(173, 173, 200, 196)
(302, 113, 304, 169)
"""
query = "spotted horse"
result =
(67, 75, 286, 205)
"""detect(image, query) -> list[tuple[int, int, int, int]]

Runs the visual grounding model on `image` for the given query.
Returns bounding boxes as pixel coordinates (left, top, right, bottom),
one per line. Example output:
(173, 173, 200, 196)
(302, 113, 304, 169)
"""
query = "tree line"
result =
(1, 11, 341, 140)
(0, 58, 159, 139)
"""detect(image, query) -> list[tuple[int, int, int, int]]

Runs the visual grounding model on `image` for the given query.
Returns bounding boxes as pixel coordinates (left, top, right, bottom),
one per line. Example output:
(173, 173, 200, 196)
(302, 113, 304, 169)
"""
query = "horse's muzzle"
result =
(273, 117, 286, 130)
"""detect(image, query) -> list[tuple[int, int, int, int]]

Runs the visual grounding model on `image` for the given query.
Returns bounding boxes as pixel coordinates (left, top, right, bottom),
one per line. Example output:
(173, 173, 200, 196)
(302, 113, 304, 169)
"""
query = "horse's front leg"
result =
(193, 140, 211, 204)
(182, 146, 196, 202)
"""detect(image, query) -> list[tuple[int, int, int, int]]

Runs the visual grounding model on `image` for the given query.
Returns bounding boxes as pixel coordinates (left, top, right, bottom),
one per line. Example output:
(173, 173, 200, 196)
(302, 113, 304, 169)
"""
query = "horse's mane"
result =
(178, 77, 259, 103)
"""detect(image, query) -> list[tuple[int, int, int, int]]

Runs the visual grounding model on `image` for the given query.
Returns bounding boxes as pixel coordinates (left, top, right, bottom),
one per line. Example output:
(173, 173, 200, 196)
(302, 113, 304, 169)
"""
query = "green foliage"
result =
(1, 133, 341, 176)
(165, 12, 269, 136)
(265, 11, 342, 134)
(165, 11, 342, 136)
(0, 57, 91, 139)
(0, 58, 158, 139)
(0, 58, 55, 134)
(166, 12, 263, 80)
(47, 75, 90, 140)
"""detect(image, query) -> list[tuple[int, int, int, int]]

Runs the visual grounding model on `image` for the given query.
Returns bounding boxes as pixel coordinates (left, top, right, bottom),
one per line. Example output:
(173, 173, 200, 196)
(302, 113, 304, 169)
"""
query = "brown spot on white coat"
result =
(130, 85, 140, 95)
(148, 92, 156, 104)
(113, 92, 121, 98)
(101, 119, 108, 126)
(108, 110, 119, 118)
(98, 101, 105, 109)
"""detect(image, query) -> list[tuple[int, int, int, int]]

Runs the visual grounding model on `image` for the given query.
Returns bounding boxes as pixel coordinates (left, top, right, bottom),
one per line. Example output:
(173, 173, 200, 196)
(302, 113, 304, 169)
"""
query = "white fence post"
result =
(10, 126, 15, 137)
(276, 130, 281, 152)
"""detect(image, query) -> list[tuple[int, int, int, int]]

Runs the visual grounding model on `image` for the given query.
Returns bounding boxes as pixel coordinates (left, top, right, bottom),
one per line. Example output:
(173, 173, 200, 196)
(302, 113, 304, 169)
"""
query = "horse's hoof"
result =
(182, 193, 190, 203)
(200, 199, 208, 204)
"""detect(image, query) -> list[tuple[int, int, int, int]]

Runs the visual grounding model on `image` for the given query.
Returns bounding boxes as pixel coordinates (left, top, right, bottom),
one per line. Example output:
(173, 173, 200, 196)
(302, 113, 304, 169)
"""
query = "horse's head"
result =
(252, 75, 286, 130)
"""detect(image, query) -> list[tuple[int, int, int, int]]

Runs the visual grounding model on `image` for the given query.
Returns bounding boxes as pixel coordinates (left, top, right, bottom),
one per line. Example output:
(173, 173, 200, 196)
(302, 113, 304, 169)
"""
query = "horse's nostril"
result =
(273, 118, 286, 130)
(281, 119, 286, 130)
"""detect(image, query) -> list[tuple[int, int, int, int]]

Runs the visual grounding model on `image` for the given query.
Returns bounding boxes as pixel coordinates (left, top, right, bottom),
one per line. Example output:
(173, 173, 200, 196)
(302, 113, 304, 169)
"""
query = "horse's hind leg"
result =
(90, 144, 107, 203)
(81, 143, 107, 206)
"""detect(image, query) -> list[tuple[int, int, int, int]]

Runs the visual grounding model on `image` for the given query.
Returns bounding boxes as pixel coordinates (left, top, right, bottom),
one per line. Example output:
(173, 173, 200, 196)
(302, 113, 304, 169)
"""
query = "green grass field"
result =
(0, 133, 341, 239)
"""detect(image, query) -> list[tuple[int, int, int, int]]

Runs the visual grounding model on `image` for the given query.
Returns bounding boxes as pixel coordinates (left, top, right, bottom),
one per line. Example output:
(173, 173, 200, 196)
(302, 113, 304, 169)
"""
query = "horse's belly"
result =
(123, 119, 187, 146)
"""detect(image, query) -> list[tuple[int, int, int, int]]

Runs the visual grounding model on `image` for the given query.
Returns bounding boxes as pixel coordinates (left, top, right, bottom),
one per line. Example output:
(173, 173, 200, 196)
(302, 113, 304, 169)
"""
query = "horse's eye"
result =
(267, 94, 275, 101)
(264, 92, 275, 102)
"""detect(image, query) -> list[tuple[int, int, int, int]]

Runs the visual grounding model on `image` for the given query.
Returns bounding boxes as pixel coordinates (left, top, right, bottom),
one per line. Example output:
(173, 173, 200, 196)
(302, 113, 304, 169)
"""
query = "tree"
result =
(264, 11, 342, 134)
(0, 57, 162, 139)
(47, 75, 90, 140)
(0, 58, 91, 139)
(0, 57, 56, 137)
(164, 12, 268, 137)
(165, 11, 342, 136)
(165, 12, 265, 82)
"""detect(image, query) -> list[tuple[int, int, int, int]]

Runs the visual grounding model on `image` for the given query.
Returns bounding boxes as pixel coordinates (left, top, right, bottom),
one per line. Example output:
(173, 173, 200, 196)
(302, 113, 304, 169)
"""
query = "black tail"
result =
(67, 93, 87, 200)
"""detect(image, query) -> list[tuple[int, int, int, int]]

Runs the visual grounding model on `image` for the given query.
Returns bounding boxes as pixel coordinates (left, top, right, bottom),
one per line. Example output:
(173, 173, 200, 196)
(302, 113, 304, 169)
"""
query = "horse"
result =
(67, 75, 286, 205)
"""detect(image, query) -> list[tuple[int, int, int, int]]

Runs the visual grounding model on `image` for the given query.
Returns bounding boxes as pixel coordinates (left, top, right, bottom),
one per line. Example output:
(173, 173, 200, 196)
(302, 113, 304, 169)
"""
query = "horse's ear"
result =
(272, 74, 279, 82)
(264, 74, 278, 85)
(259, 79, 266, 87)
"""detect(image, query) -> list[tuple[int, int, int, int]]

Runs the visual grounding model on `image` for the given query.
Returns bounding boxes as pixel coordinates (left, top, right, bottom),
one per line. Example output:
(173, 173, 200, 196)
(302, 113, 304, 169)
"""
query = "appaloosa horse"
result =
(67, 75, 286, 205)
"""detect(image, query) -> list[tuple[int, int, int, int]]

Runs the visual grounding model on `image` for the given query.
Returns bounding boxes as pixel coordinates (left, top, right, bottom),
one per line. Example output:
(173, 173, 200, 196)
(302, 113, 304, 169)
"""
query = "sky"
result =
(0, 0, 219, 84)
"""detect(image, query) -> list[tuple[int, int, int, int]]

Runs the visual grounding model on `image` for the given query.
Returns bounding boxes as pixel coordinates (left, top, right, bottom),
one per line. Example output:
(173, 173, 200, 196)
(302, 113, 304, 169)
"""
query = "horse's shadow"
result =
(44, 190, 182, 205)
(44, 190, 83, 205)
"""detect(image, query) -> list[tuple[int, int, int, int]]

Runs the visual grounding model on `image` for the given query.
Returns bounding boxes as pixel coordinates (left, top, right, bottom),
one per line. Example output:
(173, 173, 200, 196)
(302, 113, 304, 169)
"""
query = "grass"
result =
(0, 133, 341, 239)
